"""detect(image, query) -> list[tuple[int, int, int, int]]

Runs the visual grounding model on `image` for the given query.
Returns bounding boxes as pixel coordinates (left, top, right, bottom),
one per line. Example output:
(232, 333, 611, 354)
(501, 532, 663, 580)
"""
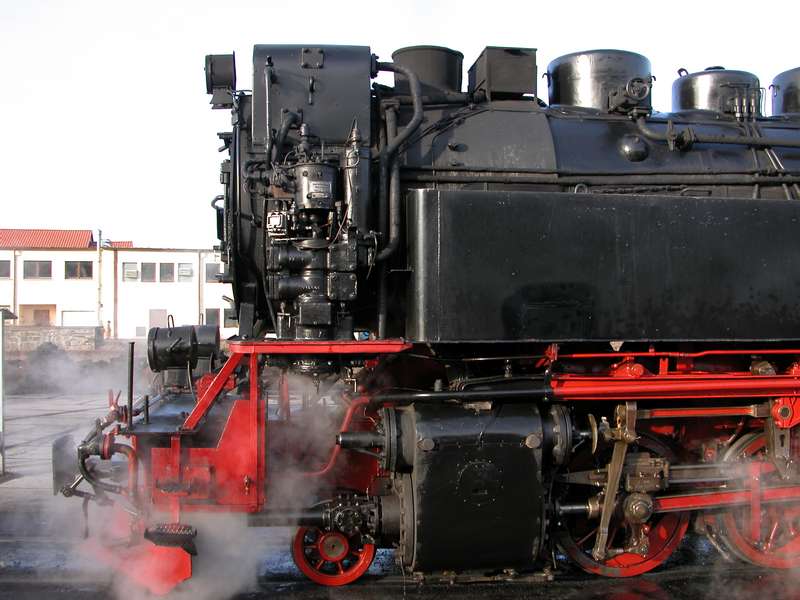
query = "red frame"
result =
(151, 339, 410, 516)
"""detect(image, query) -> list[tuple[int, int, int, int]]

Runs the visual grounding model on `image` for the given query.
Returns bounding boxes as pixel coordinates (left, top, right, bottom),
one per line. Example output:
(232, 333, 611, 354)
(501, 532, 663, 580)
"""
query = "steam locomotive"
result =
(54, 44, 800, 593)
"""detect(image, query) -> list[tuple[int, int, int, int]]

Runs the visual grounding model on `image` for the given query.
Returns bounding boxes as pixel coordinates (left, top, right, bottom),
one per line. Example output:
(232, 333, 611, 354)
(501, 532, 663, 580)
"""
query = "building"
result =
(0, 229, 237, 339)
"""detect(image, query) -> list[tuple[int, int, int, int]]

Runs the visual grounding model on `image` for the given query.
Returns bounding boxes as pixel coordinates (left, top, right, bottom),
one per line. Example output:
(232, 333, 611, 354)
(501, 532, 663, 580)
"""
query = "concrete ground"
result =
(0, 391, 796, 600)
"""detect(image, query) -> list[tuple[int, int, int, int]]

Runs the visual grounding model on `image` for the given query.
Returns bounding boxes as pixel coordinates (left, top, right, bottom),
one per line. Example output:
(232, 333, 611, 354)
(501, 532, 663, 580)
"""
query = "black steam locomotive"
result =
(56, 45, 800, 592)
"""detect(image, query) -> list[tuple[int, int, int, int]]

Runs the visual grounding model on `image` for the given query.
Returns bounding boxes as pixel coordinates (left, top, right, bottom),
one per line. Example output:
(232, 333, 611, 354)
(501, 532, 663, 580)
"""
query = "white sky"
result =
(2, 0, 799, 248)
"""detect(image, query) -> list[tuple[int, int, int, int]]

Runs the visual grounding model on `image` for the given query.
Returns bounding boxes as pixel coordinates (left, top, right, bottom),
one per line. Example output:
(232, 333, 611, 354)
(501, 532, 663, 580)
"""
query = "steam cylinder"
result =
(546, 49, 652, 111)
(772, 67, 800, 115)
(672, 67, 761, 116)
(147, 326, 198, 372)
(391, 45, 463, 94)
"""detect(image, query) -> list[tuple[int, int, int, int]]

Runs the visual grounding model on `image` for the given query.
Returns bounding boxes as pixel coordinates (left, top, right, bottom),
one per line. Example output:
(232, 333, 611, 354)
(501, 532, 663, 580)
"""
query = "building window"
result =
(23, 260, 52, 279)
(224, 308, 238, 328)
(178, 263, 193, 282)
(0, 260, 9, 278)
(65, 261, 93, 279)
(205, 262, 221, 282)
(141, 262, 156, 282)
(159, 263, 175, 282)
(205, 308, 220, 326)
(122, 262, 138, 281)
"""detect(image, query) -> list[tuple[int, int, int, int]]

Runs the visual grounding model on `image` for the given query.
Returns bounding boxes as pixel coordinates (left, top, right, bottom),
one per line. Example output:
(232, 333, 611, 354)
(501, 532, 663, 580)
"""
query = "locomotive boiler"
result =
(53, 44, 800, 593)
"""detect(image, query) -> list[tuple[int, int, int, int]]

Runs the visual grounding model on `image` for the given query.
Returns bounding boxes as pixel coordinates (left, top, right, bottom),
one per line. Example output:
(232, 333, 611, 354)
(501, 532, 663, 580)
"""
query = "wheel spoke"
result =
(336, 561, 345, 574)
(315, 559, 324, 570)
(765, 520, 780, 551)
(576, 526, 598, 548)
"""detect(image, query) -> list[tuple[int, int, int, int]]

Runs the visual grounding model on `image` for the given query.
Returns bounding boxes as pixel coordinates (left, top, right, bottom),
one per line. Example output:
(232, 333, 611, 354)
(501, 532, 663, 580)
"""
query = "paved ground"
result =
(1, 391, 798, 600)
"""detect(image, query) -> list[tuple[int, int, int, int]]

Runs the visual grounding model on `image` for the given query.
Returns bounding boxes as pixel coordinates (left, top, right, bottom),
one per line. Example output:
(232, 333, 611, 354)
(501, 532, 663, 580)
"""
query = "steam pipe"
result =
(378, 106, 402, 261)
(247, 507, 326, 527)
(375, 61, 423, 263)
(376, 107, 400, 338)
(635, 116, 800, 150)
(271, 110, 301, 163)
(113, 444, 139, 500)
(299, 398, 369, 477)
(368, 384, 550, 406)
(78, 448, 122, 495)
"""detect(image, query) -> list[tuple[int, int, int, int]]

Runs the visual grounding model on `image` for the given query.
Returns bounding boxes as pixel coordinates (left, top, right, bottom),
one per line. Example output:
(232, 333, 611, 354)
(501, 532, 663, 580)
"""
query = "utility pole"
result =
(97, 229, 103, 328)
(0, 308, 17, 476)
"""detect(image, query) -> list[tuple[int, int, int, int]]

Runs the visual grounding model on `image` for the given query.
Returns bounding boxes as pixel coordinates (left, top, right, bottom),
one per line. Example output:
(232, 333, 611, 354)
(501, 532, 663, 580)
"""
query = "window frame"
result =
(122, 262, 139, 281)
(65, 260, 93, 280)
(0, 260, 9, 278)
(23, 260, 52, 279)
(205, 308, 220, 326)
(177, 262, 193, 282)
(141, 262, 156, 283)
(205, 262, 221, 283)
(159, 263, 175, 282)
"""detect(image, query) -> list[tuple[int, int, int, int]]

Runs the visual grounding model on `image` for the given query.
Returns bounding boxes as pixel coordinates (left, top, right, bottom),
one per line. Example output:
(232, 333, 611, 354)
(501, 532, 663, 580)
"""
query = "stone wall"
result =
(3, 326, 103, 352)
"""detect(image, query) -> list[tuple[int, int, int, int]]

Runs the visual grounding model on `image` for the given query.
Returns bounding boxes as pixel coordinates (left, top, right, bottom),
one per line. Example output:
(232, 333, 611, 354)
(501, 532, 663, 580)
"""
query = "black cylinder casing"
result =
(547, 49, 652, 111)
(391, 46, 463, 94)
(389, 402, 545, 572)
(194, 325, 220, 358)
(773, 67, 800, 115)
(672, 68, 761, 115)
(147, 326, 198, 372)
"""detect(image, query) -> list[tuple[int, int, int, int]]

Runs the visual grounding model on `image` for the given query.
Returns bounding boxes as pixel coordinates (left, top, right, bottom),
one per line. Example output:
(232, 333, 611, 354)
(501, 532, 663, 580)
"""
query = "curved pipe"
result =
(299, 398, 369, 477)
(636, 116, 800, 151)
(77, 442, 138, 499)
(377, 107, 402, 262)
(78, 450, 122, 495)
(113, 444, 139, 501)
(271, 110, 301, 163)
(375, 62, 423, 263)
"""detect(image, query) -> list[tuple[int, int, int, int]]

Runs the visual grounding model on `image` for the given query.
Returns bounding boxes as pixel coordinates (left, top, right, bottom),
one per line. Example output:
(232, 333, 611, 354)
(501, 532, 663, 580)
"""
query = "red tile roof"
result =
(0, 229, 133, 249)
(0, 229, 94, 249)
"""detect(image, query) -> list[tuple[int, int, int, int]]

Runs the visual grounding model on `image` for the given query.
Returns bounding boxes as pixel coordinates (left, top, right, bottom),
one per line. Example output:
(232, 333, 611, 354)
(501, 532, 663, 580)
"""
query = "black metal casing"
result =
(406, 190, 800, 343)
(393, 403, 545, 572)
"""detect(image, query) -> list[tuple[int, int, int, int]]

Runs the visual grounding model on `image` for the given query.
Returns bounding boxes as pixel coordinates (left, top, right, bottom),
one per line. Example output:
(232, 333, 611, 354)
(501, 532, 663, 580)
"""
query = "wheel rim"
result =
(291, 526, 375, 585)
(556, 436, 690, 577)
(716, 433, 800, 568)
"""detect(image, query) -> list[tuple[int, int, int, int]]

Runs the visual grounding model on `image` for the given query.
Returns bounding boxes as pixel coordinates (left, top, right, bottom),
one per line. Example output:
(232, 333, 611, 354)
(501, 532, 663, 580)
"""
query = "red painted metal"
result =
(749, 462, 762, 542)
(279, 371, 290, 420)
(181, 352, 243, 431)
(84, 537, 192, 596)
(291, 526, 375, 586)
(609, 360, 648, 378)
(558, 349, 800, 360)
(560, 512, 690, 578)
(551, 373, 800, 401)
(638, 406, 764, 419)
(228, 339, 412, 355)
(653, 485, 800, 512)
(772, 397, 800, 428)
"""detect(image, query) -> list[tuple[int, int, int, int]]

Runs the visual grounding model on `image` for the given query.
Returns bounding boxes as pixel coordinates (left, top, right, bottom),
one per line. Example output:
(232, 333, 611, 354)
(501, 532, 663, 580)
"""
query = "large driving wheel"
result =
(555, 435, 690, 577)
(710, 432, 800, 568)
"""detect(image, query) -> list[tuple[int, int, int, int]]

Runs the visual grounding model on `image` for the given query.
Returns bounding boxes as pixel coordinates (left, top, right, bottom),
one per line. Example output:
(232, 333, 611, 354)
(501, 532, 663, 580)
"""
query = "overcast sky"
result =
(2, 0, 799, 248)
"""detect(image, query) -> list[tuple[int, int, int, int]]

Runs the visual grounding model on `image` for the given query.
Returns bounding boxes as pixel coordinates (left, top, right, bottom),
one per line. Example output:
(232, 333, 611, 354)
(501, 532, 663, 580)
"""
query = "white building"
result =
(0, 229, 237, 339)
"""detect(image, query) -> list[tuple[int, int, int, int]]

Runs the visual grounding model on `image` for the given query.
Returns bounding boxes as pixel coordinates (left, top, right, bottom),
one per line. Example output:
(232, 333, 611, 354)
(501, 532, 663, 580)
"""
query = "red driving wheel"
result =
(555, 435, 690, 577)
(712, 433, 800, 568)
(292, 526, 375, 585)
